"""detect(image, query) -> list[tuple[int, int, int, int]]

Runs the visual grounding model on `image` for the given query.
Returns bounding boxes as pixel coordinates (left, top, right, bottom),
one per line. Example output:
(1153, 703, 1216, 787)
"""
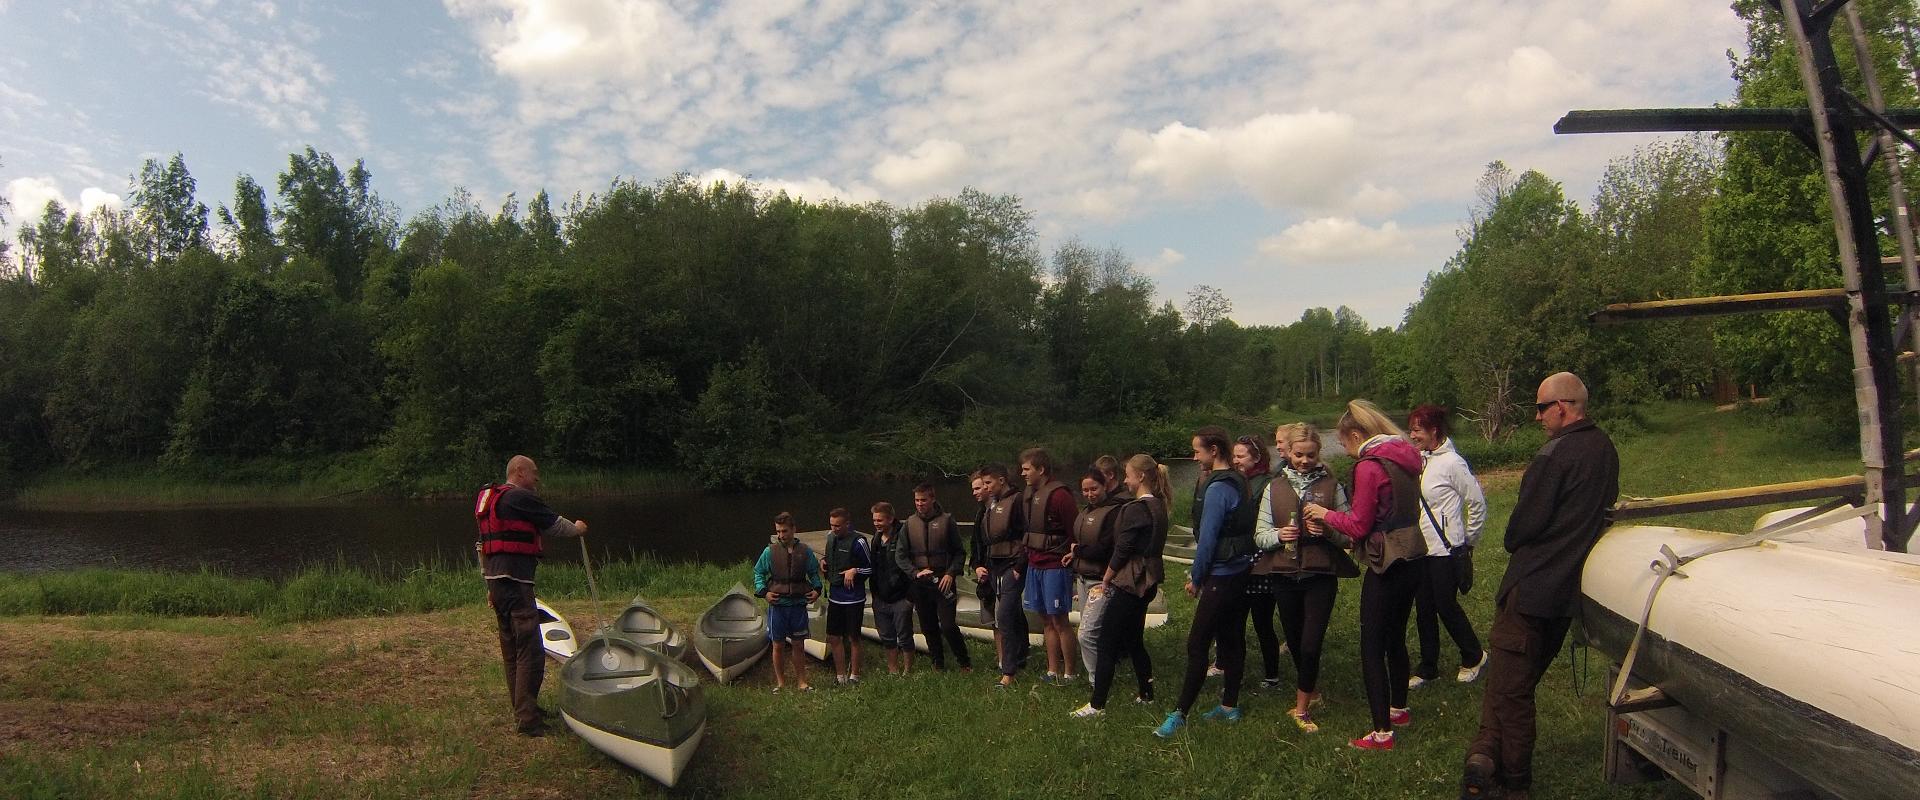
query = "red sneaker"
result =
(1349, 731, 1395, 750)
(1390, 707, 1412, 726)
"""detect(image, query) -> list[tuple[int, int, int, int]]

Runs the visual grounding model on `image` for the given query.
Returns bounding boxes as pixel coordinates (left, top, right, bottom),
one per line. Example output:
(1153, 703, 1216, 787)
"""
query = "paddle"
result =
(579, 536, 602, 604)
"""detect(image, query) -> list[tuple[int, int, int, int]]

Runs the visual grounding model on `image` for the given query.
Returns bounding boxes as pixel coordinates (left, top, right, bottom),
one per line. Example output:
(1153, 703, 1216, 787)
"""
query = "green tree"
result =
(130, 153, 209, 260)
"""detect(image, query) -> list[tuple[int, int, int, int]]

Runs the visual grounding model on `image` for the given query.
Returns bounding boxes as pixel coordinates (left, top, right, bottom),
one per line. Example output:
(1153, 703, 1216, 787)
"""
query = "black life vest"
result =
(824, 531, 867, 580)
(1071, 498, 1124, 578)
(474, 483, 540, 557)
(1192, 469, 1255, 564)
(982, 489, 1025, 560)
(906, 513, 956, 571)
(767, 541, 813, 596)
(1111, 495, 1169, 598)
(1021, 481, 1071, 554)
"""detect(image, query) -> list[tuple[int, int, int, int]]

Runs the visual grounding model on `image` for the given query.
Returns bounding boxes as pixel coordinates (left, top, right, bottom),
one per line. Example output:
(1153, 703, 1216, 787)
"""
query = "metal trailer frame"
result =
(1559, 1, 1920, 796)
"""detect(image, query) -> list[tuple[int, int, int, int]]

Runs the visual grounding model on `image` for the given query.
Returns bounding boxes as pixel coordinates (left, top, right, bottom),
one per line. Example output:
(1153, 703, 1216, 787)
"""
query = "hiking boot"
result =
(1153, 711, 1186, 738)
(1348, 730, 1395, 750)
(1461, 753, 1499, 799)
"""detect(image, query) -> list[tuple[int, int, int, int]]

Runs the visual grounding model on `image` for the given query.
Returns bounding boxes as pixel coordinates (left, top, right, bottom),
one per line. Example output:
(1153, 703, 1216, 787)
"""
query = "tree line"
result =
(1, 2, 1906, 489)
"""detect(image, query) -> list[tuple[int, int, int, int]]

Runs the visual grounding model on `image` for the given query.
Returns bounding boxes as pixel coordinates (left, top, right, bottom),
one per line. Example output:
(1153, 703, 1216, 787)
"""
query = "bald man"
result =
(475, 455, 587, 737)
(1461, 373, 1617, 800)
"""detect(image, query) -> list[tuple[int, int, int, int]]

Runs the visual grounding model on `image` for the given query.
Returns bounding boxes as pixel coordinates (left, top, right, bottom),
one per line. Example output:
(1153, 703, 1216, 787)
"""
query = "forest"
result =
(0, 1, 1906, 491)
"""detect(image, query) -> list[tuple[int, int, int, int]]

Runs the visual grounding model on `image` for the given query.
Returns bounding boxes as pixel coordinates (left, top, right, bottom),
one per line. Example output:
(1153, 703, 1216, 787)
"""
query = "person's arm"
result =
(854, 537, 873, 578)
(968, 516, 987, 570)
(943, 518, 966, 577)
(507, 491, 581, 537)
(894, 528, 917, 575)
(1108, 503, 1146, 573)
(752, 548, 772, 596)
(1505, 454, 1562, 552)
(1253, 487, 1281, 551)
(1455, 459, 1488, 547)
(1322, 461, 1383, 539)
(1188, 481, 1238, 584)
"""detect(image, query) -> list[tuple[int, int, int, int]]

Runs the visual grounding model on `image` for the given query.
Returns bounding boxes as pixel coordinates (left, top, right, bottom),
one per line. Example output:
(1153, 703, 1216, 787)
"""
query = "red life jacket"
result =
(475, 483, 542, 557)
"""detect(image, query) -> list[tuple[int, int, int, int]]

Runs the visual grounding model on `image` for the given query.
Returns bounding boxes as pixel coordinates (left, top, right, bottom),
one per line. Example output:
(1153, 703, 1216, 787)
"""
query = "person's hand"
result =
(1305, 517, 1327, 537)
(766, 590, 781, 603)
(938, 574, 954, 593)
(1184, 579, 1197, 598)
(1061, 551, 1074, 566)
(842, 568, 856, 588)
(974, 566, 988, 582)
(1301, 503, 1328, 521)
(916, 568, 934, 579)
(1012, 568, 1022, 582)
(1279, 524, 1300, 543)
(805, 590, 820, 603)
(574, 519, 589, 535)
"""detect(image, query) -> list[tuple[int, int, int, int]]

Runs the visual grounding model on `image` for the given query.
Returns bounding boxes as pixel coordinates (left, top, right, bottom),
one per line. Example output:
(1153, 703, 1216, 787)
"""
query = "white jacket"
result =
(1417, 438, 1485, 556)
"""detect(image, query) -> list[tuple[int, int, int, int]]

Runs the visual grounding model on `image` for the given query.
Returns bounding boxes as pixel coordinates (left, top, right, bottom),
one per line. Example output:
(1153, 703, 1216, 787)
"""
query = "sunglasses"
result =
(1534, 399, 1574, 412)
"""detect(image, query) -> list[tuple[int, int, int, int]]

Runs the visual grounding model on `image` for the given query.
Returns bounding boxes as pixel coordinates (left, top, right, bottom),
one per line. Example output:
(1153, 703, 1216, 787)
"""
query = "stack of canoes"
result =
(612, 595, 689, 661)
(535, 599, 578, 661)
(559, 628, 708, 788)
(691, 584, 769, 682)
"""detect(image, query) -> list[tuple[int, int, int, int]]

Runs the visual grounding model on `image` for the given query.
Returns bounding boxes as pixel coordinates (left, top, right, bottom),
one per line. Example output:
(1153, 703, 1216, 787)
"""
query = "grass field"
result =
(0, 401, 1868, 798)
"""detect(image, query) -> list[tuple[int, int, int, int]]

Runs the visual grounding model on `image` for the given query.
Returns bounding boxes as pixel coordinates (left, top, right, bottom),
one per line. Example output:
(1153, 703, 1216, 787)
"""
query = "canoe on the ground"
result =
(613, 596, 689, 662)
(1163, 542, 1198, 561)
(536, 599, 577, 662)
(852, 584, 1170, 657)
(1582, 524, 1920, 799)
(693, 584, 769, 682)
(559, 631, 707, 788)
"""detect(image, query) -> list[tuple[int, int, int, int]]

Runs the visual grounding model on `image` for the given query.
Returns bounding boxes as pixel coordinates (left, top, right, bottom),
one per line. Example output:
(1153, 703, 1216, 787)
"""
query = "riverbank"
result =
(0, 400, 1862, 797)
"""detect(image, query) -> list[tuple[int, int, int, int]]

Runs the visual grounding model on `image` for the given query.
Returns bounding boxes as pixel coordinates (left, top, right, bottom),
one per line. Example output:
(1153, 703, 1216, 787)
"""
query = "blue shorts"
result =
(767, 604, 809, 642)
(1023, 567, 1073, 616)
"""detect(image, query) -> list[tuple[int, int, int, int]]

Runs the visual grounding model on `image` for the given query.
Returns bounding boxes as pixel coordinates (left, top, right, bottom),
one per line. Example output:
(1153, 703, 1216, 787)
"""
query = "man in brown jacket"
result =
(1461, 372, 1618, 799)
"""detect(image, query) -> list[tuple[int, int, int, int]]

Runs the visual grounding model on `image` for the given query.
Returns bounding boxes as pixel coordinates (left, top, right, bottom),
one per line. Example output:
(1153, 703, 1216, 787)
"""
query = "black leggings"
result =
(1413, 553, 1483, 679)
(1176, 570, 1250, 714)
(1359, 562, 1420, 730)
(1245, 576, 1282, 680)
(1089, 586, 1156, 709)
(1273, 573, 1339, 694)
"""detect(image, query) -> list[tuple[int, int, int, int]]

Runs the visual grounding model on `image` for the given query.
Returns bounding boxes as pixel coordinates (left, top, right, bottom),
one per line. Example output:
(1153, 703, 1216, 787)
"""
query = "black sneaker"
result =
(517, 722, 548, 738)
(1461, 753, 1498, 798)
(1258, 677, 1283, 690)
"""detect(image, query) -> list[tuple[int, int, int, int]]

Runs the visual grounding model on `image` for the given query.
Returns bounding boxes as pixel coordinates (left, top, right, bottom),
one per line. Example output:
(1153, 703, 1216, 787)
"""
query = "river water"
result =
(0, 461, 1215, 577)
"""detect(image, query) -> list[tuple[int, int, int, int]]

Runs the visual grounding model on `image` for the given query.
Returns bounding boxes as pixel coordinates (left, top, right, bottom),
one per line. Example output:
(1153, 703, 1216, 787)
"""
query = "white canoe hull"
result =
(561, 711, 705, 788)
(697, 646, 766, 683)
(536, 599, 576, 662)
(1582, 525, 1920, 799)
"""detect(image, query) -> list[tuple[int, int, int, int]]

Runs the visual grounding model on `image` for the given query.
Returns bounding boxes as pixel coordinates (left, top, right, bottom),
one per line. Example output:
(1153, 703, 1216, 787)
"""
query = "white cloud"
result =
(1118, 111, 1365, 210)
(1259, 218, 1415, 264)
(1465, 46, 1592, 115)
(871, 139, 967, 193)
(5, 177, 122, 223)
(695, 168, 875, 205)
(1141, 247, 1185, 276)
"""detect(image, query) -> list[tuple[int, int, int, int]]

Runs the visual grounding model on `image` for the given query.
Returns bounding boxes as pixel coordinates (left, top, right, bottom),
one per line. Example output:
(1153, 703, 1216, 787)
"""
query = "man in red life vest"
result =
(475, 455, 587, 736)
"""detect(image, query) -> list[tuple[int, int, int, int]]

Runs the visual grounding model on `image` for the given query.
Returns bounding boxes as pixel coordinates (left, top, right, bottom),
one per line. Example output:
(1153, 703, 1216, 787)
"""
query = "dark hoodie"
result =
(1323, 436, 1425, 543)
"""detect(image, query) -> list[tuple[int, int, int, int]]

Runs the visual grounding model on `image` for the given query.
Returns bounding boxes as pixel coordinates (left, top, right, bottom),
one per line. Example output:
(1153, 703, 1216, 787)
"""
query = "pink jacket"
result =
(1323, 437, 1423, 542)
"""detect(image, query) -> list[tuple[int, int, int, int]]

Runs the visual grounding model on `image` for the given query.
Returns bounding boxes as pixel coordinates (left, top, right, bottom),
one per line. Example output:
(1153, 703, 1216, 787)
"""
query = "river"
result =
(1, 461, 1217, 577)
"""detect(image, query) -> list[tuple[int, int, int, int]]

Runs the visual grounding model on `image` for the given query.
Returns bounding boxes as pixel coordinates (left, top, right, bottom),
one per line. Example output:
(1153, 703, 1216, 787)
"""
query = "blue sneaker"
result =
(1154, 711, 1186, 738)
(1202, 705, 1243, 722)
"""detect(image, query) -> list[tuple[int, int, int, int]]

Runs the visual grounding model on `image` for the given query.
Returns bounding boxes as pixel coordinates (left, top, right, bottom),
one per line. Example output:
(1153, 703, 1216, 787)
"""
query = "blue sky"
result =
(0, 0, 1746, 327)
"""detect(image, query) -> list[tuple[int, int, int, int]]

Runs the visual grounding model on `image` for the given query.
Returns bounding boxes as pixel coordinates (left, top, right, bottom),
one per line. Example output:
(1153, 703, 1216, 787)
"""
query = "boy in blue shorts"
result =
(754, 511, 821, 692)
(1020, 447, 1080, 683)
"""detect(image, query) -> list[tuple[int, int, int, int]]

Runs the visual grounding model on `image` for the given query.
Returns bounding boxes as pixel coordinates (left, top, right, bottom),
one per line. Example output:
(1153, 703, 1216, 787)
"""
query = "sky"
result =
(0, 0, 1748, 328)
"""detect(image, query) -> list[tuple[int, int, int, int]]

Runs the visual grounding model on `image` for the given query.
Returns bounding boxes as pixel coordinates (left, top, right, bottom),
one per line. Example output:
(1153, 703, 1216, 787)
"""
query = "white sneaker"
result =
(1206, 665, 1225, 678)
(1070, 703, 1104, 719)
(1458, 654, 1486, 683)
(1408, 675, 1427, 690)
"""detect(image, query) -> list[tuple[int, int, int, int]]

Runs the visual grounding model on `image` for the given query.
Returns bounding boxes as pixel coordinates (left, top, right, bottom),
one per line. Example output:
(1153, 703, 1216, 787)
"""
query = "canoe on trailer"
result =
(535, 599, 577, 661)
(559, 631, 707, 788)
(1582, 525, 1920, 799)
(693, 584, 769, 682)
(613, 596, 689, 662)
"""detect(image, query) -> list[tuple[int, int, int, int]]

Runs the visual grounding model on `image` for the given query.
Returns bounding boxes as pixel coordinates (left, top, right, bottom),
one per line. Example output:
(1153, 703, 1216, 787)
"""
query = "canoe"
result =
(852, 582, 1169, 656)
(559, 631, 707, 788)
(1582, 525, 1920, 799)
(613, 596, 689, 662)
(536, 599, 577, 662)
(692, 584, 769, 682)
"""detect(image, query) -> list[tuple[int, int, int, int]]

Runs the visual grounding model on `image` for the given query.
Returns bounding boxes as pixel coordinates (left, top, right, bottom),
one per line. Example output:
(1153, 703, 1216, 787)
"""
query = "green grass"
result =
(0, 400, 1873, 798)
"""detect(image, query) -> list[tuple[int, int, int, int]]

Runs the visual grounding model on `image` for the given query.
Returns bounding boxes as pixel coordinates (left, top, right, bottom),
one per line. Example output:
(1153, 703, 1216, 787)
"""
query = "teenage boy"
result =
(753, 511, 821, 692)
(897, 483, 972, 671)
(975, 463, 1029, 687)
(1020, 447, 1079, 683)
(869, 502, 916, 674)
(822, 507, 872, 684)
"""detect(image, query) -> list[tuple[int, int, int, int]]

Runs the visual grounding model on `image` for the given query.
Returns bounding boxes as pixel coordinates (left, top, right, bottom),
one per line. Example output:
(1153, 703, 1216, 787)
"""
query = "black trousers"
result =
(1273, 573, 1339, 694)
(1089, 585, 1156, 709)
(989, 558, 1029, 676)
(487, 578, 545, 732)
(1359, 561, 1420, 730)
(909, 578, 970, 668)
(1245, 577, 1283, 681)
(1175, 570, 1250, 714)
(1413, 553, 1484, 679)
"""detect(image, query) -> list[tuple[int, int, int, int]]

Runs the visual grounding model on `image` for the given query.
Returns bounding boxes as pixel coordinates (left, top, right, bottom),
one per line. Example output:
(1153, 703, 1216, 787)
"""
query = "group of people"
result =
(484, 371, 1619, 800)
